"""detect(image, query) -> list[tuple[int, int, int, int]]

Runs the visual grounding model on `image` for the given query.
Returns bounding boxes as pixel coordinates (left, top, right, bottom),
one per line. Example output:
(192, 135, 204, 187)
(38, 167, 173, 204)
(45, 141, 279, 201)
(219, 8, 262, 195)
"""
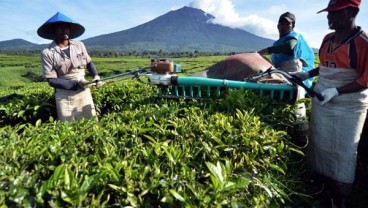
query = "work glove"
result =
(289, 71, 309, 81)
(319, 88, 339, 105)
(93, 75, 104, 88)
(77, 78, 94, 89)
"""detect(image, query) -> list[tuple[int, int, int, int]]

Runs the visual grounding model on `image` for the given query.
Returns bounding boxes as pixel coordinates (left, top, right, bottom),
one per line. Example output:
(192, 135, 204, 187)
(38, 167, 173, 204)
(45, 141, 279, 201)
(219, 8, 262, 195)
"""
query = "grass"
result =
(0, 53, 41, 90)
(0, 54, 227, 91)
(0, 66, 40, 90)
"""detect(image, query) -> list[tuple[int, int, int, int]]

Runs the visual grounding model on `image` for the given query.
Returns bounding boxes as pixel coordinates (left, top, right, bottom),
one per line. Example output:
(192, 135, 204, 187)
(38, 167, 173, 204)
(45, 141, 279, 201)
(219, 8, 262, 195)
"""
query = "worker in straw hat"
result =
(38, 12, 103, 122)
(293, 0, 368, 206)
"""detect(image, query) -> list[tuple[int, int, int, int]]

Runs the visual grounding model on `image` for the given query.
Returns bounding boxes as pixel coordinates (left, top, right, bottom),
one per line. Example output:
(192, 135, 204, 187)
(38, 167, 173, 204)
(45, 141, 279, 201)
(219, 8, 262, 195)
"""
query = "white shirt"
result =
(41, 40, 91, 79)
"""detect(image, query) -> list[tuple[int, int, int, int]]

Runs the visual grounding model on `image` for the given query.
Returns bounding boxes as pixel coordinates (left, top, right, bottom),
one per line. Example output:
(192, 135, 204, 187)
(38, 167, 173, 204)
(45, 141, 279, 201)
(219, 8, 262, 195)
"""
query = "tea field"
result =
(0, 53, 367, 207)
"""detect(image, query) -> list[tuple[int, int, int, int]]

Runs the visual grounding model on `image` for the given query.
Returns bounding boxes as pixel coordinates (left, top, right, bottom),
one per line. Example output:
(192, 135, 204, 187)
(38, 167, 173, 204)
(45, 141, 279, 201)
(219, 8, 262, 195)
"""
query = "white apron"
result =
(55, 68, 96, 122)
(278, 59, 307, 123)
(308, 66, 368, 183)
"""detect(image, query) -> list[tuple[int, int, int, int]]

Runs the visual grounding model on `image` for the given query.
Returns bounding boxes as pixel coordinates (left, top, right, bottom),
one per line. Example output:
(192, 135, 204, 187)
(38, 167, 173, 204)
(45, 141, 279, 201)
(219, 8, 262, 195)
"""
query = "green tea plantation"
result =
(0, 53, 367, 207)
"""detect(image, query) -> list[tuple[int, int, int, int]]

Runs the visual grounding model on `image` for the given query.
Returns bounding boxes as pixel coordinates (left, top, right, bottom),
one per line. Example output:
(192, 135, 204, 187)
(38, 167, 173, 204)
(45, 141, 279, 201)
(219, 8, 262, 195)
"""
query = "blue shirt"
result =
(271, 31, 315, 88)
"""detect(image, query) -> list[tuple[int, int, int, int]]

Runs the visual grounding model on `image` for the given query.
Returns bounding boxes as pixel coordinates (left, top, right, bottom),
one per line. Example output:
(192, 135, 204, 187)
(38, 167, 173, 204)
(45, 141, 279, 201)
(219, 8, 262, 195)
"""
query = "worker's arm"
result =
(258, 38, 297, 56)
(47, 78, 79, 90)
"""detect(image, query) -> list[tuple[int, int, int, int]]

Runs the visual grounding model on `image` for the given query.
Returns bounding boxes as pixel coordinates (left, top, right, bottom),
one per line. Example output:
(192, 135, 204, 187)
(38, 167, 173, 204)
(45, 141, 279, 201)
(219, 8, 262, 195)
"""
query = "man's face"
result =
(277, 19, 293, 36)
(327, 8, 353, 30)
(54, 23, 71, 40)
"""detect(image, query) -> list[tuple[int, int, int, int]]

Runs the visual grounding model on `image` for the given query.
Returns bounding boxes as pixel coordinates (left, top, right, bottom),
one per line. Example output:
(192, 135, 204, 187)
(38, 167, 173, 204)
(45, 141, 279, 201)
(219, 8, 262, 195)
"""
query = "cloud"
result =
(189, 0, 279, 40)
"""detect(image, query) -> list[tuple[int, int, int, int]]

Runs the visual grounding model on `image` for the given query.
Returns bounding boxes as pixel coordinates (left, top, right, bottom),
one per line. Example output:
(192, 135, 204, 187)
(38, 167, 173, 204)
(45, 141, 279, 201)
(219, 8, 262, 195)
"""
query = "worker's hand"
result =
(78, 78, 93, 89)
(93, 75, 104, 88)
(289, 71, 309, 81)
(319, 88, 338, 105)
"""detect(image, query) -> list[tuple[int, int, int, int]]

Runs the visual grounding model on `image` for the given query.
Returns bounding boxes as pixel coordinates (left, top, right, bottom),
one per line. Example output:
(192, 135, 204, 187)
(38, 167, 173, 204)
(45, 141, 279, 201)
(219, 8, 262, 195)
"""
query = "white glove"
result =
(93, 75, 104, 88)
(78, 78, 93, 89)
(289, 71, 309, 81)
(319, 88, 339, 105)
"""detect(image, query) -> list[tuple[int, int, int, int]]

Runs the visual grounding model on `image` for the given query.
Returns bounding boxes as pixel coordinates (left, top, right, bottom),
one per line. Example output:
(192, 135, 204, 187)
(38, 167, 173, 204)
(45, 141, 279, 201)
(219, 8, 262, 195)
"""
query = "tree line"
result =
(0, 49, 237, 58)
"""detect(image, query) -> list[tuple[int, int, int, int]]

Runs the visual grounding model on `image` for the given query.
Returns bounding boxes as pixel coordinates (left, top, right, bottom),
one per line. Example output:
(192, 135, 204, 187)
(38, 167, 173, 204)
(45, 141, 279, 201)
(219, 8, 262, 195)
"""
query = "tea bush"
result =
(0, 78, 309, 207)
(3, 54, 364, 207)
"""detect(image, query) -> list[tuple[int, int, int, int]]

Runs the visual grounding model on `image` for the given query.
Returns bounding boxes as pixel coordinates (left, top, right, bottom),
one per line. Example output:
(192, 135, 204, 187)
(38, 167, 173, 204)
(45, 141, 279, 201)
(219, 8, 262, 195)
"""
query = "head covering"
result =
(278, 12, 296, 23)
(317, 0, 361, 13)
(37, 12, 85, 40)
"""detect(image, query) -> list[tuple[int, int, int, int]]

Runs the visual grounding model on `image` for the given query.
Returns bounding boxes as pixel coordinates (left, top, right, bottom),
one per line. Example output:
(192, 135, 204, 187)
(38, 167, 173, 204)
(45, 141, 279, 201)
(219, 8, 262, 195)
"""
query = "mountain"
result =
(0, 39, 41, 50)
(83, 6, 274, 52)
(0, 6, 274, 52)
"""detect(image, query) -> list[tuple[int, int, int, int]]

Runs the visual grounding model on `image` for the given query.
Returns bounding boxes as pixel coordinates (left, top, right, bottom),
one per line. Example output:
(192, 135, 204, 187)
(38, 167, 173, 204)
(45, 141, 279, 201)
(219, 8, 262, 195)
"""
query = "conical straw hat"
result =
(37, 12, 85, 40)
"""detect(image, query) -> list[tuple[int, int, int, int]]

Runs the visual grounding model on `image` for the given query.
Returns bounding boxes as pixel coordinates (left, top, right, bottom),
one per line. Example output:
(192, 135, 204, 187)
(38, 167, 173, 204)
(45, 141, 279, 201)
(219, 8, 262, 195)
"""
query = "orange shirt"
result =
(319, 27, 368, 87)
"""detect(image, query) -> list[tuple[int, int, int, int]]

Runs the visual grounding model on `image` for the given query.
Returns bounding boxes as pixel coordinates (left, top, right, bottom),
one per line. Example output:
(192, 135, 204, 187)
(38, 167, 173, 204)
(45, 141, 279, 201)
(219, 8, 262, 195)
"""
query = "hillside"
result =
(83, 6, 274, 52)
(0, 39, 42, 50)
(0, 6, 274, 52)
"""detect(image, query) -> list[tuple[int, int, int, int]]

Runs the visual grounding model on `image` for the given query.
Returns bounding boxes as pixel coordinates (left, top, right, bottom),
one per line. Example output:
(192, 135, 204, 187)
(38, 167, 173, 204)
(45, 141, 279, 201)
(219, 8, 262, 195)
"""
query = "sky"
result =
(0, 0, 367, 49)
